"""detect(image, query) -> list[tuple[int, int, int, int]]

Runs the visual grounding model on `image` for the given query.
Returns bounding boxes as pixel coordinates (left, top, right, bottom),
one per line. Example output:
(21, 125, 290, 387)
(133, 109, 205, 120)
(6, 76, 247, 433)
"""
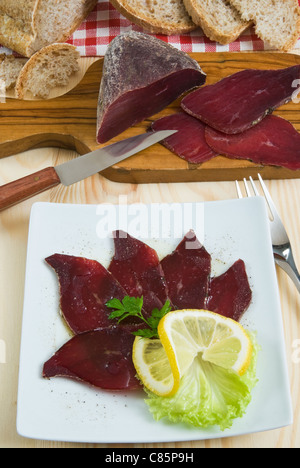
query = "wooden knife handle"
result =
(0, 167, 61, 211)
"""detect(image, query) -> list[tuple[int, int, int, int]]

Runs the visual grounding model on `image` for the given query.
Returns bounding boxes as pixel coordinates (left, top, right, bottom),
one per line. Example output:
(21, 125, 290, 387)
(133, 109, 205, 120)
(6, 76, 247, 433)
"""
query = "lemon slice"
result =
(132, 336, 180, 397)
(158, 309, 253, 379)
(132, 309, 253, 397)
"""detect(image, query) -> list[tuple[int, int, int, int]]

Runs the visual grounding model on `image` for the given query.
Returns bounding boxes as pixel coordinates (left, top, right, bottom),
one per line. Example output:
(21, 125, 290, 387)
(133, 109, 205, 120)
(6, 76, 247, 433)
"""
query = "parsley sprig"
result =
(106, 296, 172, 339)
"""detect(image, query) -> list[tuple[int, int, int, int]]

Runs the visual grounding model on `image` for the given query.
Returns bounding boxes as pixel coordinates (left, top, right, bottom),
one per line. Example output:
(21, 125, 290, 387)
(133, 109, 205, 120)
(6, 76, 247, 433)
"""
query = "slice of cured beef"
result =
(43, 327, 140, 391)
(97, 31, 206, 143)
(46, 254, 128, 334)
(181, 65, 300, 134)
(160, 230, 211, 310)
(205, 259, 252, 322)
(150, 112, 217, 164)
(205, 115, 300, 171)
(108, 231, 170, 315)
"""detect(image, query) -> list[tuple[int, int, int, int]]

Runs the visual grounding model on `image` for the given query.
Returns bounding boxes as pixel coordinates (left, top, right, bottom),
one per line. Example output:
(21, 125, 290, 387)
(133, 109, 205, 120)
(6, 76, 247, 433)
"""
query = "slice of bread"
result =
(183, 0, 251, 44)
(0, 0, 98, 57)
(0, 54, 27, 90)
(109, 0, 197, 35)
(15, 43, 80, 99)
(228, 0, 300, 51)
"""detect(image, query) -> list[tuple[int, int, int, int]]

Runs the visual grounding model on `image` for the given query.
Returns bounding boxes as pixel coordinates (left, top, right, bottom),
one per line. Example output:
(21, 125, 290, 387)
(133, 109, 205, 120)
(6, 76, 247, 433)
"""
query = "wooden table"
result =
(0, 54, 299, 449)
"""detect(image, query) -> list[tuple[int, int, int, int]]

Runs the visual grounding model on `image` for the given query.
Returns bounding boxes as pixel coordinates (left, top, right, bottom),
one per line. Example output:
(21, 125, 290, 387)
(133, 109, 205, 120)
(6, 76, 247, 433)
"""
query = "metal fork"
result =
(236, 174, 300, 293)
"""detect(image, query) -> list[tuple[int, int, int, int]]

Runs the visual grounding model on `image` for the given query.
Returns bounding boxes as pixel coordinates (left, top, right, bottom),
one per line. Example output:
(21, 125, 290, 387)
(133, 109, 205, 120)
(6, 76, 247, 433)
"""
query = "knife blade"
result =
(0, 130, 176, 211)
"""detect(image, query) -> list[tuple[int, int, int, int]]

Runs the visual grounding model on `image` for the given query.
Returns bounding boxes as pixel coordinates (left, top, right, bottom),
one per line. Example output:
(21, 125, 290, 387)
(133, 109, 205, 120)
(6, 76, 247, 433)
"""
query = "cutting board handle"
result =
(0, 167, 61, 211)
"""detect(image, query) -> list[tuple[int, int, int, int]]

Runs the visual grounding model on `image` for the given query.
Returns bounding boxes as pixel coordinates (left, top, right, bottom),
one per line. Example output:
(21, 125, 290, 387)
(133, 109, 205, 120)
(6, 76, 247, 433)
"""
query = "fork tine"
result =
(236, 174, 291, 251)
(239, 177, 300, 291)
(243, 178, 252, 197)
(258, 174, 290, 245)
(235, 180, 243, 198)
(257, 173, 279, 221)
(249, 176, 260, 196)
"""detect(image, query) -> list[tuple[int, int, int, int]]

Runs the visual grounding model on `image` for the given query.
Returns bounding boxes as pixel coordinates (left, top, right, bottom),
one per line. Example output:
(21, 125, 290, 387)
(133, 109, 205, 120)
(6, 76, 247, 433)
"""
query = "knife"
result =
(0, 130, 176, 211)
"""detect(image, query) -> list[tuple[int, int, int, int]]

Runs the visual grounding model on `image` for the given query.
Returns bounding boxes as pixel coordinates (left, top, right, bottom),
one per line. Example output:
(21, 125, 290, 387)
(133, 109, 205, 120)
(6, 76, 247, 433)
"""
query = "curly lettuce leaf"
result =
(144, 331, 259, 431)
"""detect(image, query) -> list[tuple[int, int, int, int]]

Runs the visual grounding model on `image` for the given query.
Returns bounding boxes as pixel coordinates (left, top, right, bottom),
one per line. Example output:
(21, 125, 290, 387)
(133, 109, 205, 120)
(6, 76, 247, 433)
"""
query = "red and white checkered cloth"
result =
(1, 0, 300, 56)
(68, 0, 300, 55)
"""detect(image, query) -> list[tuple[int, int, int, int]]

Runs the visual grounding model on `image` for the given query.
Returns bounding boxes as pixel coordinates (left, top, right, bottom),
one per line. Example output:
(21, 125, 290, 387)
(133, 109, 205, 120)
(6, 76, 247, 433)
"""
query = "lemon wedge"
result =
(132, 309, 253, 397)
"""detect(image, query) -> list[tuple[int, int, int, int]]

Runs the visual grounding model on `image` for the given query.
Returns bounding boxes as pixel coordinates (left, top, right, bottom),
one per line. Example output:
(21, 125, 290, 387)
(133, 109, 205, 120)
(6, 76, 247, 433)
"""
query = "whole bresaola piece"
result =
(181, 65, 300, 134)
(205, 114, 300, 171)
(160, 230, 211, 310)
(108, 230, 170, 315)
(97, 31, 206, 143)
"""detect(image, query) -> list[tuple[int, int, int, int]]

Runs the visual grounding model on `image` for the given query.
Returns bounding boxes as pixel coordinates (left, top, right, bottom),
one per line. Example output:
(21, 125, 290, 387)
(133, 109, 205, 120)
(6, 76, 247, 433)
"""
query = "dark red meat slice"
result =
(150, 112, 217, 164)
(97, 31, 206, 143)
(206, 260, 252, 322)
(181, 65, 300, 134)
(160, 230, 211, 310)
(46, 254, 127, 334)
(205, 115, 300, 171)
(108, 231, 170, 315)
(43, 327, 140, 391)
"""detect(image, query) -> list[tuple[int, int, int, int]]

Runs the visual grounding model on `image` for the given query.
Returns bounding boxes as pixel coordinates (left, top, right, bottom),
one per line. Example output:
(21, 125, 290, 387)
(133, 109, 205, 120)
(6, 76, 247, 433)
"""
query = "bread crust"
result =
(15, 43, 79, 99)
(283, 13, 300, 52)
(0, 54, 27, 90)
(0, 0, 97, 57)
(228, 0, 300, 51)
(31, 0, 98, 54)
(269, 0, 300, 52)
(109, 0, 197, 35)
(0, 0, 38, 25)
(183, 0, 251, 44)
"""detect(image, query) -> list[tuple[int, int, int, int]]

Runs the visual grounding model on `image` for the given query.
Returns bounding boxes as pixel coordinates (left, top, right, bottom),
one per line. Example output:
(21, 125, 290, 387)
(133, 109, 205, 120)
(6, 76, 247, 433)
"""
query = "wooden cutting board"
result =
(1, 51, 300, 183)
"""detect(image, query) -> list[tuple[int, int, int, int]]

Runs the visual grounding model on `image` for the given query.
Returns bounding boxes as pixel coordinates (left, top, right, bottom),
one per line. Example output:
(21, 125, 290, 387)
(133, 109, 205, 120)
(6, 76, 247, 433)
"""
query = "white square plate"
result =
(17, 198, 293, 443)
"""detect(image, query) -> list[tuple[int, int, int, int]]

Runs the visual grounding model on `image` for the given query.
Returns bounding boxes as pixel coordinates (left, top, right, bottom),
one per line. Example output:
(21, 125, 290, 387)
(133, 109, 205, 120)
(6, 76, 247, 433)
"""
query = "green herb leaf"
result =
(122, 296, 144, 314)
(107, 296, 144, 324)
(106, 298, 124, 310)
(132, 329, 158, 339)
(108, 309, 126, 320)
(106, 296, 172, 339)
